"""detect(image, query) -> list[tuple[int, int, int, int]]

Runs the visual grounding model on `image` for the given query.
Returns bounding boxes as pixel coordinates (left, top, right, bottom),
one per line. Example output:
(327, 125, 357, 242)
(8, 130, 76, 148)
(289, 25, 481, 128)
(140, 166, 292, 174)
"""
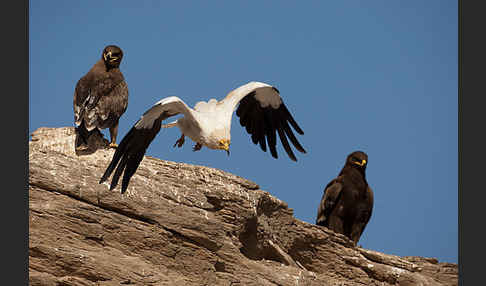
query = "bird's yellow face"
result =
(218, 139, 230, 155)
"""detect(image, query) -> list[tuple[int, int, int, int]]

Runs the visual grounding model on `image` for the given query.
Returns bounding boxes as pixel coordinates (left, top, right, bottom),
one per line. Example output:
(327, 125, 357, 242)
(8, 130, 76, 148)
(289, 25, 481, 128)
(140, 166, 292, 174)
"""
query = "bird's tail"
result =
(75, 122, 100, 151)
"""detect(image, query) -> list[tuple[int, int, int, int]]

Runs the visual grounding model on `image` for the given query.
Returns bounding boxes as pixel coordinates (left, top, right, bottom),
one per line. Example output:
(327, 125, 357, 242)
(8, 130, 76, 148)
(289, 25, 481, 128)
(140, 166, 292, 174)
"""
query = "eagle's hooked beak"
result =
(103, 51, 110, 61)
(103, 51, 118, 62)
(354, 159, 367, 167)
(219, 139, 230, 156)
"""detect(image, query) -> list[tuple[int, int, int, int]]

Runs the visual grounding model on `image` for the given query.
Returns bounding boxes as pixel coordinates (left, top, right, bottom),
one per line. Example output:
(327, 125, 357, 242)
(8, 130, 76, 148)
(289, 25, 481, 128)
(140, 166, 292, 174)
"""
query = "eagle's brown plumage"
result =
(73, 45, 129, 151)
(316, 151, 374, 245)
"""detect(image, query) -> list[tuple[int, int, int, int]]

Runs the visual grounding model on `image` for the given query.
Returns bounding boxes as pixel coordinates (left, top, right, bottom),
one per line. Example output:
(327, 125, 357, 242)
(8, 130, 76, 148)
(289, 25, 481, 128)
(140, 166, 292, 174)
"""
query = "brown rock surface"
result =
(29, 127, 458, 286)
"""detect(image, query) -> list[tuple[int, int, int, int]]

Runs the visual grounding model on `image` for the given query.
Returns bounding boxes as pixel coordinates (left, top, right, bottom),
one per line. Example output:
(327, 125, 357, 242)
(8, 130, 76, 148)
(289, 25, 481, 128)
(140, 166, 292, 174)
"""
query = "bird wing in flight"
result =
(99, 96, 197, 193)
(222, 81, 306, 161)
(100, 81, 307, 194)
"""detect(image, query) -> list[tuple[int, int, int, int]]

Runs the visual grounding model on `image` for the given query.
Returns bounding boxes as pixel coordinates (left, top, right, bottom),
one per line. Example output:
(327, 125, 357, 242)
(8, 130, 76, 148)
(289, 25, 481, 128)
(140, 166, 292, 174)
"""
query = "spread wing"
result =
(73, 65, 128, 131)
(222, 81, 306, 161)
(316, 178, 343, 226)
(99, 96, 197, 193)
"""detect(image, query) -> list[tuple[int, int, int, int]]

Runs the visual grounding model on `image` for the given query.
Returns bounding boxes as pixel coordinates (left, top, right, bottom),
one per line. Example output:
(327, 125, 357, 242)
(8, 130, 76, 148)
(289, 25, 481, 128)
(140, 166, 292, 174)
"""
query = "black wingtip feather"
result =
(259, 136, 267, 152)
(99, 126, 136, 184)
(235, 90, 306, 161)
(277, 125, 297, 162)
(99, 150, 123, 184)
(264, 111, 278, 159)
(110, 155, 129, 191)
(281, 104, 304, 135)
(281, 120, 306, 154)
(121, 153, 144, 194)
(100, 116, 163, 193)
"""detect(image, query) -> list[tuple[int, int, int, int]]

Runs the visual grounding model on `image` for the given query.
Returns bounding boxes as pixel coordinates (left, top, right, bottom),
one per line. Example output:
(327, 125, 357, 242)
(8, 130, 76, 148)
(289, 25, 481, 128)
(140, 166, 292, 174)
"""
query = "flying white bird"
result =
(100, 81, 306, 193)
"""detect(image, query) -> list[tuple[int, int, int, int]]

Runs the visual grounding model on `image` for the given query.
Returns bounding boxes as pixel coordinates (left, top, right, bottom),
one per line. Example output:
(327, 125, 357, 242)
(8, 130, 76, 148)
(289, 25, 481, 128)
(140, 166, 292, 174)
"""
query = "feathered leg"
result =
(109, 121, 119, 148)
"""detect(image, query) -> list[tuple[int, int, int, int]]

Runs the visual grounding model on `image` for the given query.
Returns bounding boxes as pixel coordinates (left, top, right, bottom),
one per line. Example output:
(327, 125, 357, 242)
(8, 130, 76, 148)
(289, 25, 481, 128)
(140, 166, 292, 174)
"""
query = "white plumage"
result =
(100, 81, 306, 193)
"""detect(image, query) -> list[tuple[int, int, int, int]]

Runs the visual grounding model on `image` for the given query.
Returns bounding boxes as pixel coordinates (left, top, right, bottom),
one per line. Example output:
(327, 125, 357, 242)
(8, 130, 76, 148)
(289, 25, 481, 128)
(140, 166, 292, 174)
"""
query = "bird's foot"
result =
(108, 142, 118, 148)
(173, 135, 185, 148)
(193, 143, 202, 152)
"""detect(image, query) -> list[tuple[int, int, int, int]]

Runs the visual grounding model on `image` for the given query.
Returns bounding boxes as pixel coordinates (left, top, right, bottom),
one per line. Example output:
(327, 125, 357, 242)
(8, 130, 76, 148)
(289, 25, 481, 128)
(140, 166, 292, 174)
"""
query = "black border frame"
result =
(459, 0, 484, 285)
(6, 0, 28, 284)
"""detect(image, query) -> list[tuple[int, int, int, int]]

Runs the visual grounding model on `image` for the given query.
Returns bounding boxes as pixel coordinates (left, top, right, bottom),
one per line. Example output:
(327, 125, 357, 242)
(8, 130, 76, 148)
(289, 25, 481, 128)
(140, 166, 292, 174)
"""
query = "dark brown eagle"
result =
(316, 151, 374, 245)
(73, 45, 129, 151)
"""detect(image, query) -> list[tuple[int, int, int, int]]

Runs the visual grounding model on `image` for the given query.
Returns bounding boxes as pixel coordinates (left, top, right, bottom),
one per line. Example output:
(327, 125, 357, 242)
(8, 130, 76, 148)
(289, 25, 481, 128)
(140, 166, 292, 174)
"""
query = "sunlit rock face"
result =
(29, 127, 458, 286)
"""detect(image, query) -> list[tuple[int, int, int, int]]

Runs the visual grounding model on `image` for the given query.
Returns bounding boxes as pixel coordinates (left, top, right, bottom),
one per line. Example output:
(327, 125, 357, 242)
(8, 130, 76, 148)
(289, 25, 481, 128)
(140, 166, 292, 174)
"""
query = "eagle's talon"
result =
(193, 143, 202, 152)
(75, 144, 89, 151)
(174, 134, 185, 148)
(100, 81, 306, 194)
(73, 45, 127, 155)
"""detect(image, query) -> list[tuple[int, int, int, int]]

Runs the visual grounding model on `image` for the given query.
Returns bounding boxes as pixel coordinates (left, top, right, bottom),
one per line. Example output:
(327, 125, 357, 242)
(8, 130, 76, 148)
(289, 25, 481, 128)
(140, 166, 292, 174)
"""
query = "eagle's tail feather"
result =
(75, 122, 100, 150)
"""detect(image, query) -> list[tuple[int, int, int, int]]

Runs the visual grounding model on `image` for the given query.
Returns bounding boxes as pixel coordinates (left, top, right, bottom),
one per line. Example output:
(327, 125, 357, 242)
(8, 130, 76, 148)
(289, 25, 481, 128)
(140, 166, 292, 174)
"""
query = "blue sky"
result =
(30, 1, 458, 263)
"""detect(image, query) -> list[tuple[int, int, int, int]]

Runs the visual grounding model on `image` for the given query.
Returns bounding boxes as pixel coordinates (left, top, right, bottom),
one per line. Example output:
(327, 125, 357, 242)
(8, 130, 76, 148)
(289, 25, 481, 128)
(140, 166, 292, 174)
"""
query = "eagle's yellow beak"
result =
(103, 51, 118, 62)
(354, 159, 367, 166)
(103, 51, 111, 61)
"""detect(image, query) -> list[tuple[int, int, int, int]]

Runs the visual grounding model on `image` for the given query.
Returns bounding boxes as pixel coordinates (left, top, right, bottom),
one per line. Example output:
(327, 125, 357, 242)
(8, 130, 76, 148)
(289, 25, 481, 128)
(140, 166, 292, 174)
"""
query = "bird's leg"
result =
(193, 142, 203, 152)
(108, 123, 119, 148)
(173, 134, 185, 148)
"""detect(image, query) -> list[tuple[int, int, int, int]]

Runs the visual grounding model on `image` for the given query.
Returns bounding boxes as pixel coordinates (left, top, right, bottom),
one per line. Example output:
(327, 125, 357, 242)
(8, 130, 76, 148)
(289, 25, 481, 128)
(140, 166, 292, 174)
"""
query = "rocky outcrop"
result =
(29, 127, 458, 286)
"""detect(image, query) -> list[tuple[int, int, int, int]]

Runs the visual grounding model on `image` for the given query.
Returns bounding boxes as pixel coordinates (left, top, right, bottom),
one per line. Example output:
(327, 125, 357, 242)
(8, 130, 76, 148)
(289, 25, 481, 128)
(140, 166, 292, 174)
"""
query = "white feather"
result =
(133, 81, 288, 150)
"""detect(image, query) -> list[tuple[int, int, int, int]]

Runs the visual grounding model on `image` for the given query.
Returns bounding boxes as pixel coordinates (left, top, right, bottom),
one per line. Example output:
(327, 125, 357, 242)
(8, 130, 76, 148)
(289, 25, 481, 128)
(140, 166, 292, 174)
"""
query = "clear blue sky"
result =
(29, 1, 458, 263)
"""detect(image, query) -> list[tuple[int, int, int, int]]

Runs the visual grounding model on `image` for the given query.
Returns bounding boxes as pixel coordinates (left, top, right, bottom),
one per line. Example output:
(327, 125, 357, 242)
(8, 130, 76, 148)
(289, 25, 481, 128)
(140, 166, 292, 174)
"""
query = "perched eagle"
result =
(73, 45, 129, 151)
(100, 81, 306, 193)
(316, 151, 373, 245)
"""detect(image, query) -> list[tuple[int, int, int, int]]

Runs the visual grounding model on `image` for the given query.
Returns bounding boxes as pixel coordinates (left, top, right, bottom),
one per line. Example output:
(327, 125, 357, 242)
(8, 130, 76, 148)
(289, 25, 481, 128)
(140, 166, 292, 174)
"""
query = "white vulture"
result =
(100, 81, 306, 193)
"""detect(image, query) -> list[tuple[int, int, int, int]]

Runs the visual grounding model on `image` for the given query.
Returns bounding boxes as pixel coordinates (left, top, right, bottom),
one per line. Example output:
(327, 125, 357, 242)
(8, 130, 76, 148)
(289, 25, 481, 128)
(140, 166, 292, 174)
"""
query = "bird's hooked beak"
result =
(219, 139, 230, 156)
(103, 51, 118, 62)
(354, 159, 367, 167)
